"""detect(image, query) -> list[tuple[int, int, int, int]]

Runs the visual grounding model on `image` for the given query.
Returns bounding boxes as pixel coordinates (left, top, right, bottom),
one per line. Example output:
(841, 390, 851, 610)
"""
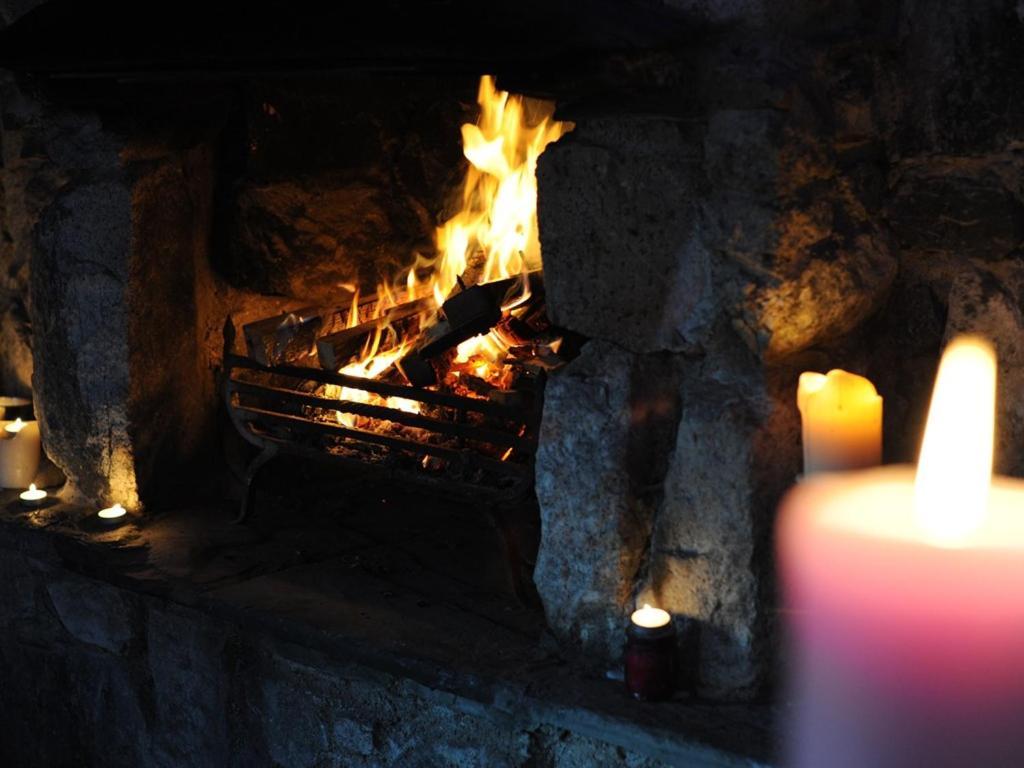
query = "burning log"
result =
(243, 308, 323, 366)
(315, 296, 433, 371)
(396, 274, 537, 387)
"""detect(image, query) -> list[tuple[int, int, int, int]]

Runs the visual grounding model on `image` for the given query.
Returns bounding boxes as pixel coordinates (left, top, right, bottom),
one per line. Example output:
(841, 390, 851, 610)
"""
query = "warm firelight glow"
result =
(433, 75, 572, 305)
(914, 336, 997, 546)
(326, 75, 573, 408)
(330, 340, 420, 429)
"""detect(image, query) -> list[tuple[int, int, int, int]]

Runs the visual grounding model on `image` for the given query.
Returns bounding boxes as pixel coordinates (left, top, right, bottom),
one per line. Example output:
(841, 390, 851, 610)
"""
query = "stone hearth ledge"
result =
(0, 492, 774, 767)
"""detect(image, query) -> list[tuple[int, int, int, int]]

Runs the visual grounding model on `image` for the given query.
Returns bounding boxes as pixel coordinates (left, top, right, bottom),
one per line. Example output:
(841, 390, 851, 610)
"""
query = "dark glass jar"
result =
(624, 619, 677, 701)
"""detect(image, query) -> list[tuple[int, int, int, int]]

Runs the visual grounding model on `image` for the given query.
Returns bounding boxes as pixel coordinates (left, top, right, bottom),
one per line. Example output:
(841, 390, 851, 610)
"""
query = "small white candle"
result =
(630, 603, 671, 629)
(0, 418, 41, 489)
(797, 369, 882, 475)
(97, 503, 127, 523)
(19, 483, 47, 508)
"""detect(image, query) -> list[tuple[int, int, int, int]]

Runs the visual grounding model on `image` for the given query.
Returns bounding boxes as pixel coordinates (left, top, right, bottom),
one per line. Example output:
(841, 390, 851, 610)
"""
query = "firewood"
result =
(243, 308, 323, 366)
(316, 296, 433, 371)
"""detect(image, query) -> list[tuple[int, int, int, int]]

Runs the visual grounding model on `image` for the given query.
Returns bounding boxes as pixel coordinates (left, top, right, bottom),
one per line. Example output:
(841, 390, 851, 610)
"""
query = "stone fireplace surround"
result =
(2, 0, 1024, 765)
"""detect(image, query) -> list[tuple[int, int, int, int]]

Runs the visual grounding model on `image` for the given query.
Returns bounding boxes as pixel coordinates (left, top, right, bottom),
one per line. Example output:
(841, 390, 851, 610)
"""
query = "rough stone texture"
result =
(872, 0, 1024, 157)
(0, 72, 45, 397)
(535, 341, 682, 662)
(46, 578, 134, 654)
(233, 179, 429, 302)
(646, 342, 800, 700)
(537, 119, 712, 354)
(701, 107, 897, 361)
(538, 105, 897, 362)
(886, 155, 1024, 260)
(1, 79, 219, 506)
(0, 501, 772, 768)
(221, 77, 471, 301)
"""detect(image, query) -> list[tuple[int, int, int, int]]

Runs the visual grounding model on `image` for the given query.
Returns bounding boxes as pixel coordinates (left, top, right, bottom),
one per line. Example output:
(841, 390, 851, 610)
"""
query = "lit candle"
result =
(779, 337, 1024, 767)
(19, 483, 47, 508)
(625, 603, 676, 701)
(97, 503, 127, 524)
(797, 369, 882, 475)
(630, 604, 670, 629)
(0, 417, 41, 489)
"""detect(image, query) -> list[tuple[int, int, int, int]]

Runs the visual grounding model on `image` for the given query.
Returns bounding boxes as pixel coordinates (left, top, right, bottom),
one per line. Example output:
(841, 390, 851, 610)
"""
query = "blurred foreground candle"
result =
(0, 417, 41, 488)
(797, 369, 881, 474)
(625, 604, 676, 701)
(778, 337, 1024, 768)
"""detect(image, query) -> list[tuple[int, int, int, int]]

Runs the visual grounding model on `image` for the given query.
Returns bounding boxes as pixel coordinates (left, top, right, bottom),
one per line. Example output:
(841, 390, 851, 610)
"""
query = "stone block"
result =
(886, 155, 1024, 260)
(222, 76, 470, 302)
(702, 107, 896, 360)
(232, 179, 426, 301)
(2, 79, 219, 507)
(534, 340, 682, 661)
(147, 606, 229, 766)
(46, 577, 134, 654)
(537, 118, 713, 354)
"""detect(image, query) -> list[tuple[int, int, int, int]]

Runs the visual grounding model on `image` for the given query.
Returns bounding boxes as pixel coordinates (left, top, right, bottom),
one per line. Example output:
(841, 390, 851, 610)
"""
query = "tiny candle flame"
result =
(5, 417, 25, 434)
(914, 336, 997, 546)
(630, 603, 671, 629)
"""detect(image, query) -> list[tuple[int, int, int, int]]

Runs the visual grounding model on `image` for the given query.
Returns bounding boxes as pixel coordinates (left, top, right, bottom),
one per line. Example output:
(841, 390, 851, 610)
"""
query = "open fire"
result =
(225, 76, 576, 517)
(322, 75, 573, 431)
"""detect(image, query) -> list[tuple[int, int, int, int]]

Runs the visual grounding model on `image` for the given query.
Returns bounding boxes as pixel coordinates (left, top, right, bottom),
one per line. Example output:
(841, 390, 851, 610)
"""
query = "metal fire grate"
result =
(223, 321, 544, 522)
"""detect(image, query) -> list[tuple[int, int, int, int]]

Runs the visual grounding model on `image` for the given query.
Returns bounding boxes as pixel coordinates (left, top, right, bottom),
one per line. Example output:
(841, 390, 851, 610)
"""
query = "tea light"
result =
(625, 603, 676, 701)
(97, 503, 127, 524)
(19, 483, 47, 508)
(0, 417, 41, 489)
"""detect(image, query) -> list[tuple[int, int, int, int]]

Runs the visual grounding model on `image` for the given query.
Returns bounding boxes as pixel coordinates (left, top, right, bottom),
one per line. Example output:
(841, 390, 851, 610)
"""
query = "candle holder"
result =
(625, 613, 677, 701)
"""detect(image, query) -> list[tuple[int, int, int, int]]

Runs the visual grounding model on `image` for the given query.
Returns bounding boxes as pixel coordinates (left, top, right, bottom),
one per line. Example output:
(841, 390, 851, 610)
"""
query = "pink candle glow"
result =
(778, 337, 1024, 768)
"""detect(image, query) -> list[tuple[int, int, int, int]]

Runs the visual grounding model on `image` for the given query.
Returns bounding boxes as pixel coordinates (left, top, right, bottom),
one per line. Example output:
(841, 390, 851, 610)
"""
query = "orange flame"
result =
(329, 75, 572, 417)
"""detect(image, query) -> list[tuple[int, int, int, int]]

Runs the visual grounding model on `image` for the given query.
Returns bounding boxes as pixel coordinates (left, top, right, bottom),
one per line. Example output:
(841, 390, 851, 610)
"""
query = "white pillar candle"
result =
(779, 337, 1024, 768)
(797, 369, 882, 475)
(0, 418, 41, 489)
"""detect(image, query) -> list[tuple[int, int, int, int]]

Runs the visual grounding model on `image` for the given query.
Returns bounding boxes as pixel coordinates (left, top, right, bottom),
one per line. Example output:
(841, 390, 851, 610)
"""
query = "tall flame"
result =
(432, 75, 573, 305)
(329, 75, 572, 411)
(914, 336, 997, 546)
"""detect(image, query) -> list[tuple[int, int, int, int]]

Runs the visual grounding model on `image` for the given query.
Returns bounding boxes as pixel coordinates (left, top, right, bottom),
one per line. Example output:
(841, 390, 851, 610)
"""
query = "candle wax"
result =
(797, 369, 882, 475)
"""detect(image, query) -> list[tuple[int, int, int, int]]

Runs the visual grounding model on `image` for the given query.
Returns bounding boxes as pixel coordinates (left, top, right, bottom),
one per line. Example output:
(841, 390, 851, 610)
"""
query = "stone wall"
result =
(533, 0, 1024, 700)
(0, 77, 221, 507)
(0, 546, 718, 768)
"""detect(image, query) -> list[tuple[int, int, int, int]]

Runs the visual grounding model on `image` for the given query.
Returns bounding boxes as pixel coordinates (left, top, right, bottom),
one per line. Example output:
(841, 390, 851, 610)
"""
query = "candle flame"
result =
(914, 336, 997, 546)
(28, 484, 36, 492)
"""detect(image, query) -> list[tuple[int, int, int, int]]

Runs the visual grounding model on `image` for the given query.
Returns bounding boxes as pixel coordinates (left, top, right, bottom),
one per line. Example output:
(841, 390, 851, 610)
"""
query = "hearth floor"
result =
(0, 469, 775, 767)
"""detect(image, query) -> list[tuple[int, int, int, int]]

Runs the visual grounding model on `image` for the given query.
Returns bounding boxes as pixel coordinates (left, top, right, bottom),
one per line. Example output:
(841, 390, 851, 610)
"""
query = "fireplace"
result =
(3, 0, 1024, 765)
